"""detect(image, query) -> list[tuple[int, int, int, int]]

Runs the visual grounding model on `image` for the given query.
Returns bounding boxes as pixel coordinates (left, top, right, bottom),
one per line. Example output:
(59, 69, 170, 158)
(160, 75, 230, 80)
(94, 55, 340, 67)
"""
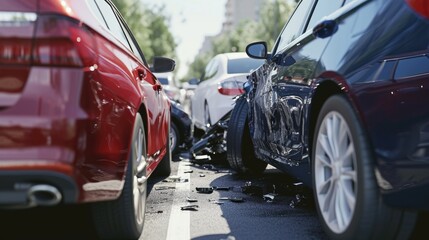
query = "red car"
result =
(0, 0, 174, 239)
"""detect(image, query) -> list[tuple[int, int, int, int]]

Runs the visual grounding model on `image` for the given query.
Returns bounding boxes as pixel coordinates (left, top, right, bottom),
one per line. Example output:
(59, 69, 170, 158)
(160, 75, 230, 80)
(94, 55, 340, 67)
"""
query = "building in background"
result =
(198, 0, 264, 55)
(222, 0, 263, 32)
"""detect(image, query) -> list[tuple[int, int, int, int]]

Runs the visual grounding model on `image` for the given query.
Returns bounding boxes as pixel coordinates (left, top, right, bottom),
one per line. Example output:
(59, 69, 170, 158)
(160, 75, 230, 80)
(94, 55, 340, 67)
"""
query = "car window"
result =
(88, 0, 108, 28)
(203, 58, 219, 80)
(119, 19, 146, 64)
(227, 58, 264, 74)
(307, 0, 344, 30)
(158, 77, 169, 85)
(376, 60, 396, 81)
(275, 0, 313, 53)
(395, 55, 429, 79)
(94, 0, 130, 49)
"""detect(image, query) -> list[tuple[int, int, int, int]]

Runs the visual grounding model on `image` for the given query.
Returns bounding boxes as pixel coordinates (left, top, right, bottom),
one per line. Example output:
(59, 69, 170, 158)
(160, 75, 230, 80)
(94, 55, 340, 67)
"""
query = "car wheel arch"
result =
(171, 116, 183, 139)
(138, 104, 149, 151)
(308, 78, 371, 162)
(308, 79, 343, 158)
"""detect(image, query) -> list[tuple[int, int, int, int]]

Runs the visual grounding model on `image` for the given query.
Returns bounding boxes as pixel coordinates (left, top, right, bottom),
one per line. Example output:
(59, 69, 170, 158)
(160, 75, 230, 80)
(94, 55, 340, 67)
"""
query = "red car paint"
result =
(0, 0, 171, 203)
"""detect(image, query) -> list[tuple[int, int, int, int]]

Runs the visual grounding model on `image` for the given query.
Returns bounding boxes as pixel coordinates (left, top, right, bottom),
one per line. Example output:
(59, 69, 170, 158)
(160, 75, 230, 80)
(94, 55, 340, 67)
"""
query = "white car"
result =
(191, 52, 264, 132)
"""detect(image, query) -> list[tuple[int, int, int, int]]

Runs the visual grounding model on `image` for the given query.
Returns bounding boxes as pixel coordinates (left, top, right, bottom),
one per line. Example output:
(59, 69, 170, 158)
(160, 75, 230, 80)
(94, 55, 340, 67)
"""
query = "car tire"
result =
(170, 121, 181, 155)
(153, 124, 172, 177)
(227, 96, 267, 175)
(91, 113, 147, 239)
(312, 95, 417, 240)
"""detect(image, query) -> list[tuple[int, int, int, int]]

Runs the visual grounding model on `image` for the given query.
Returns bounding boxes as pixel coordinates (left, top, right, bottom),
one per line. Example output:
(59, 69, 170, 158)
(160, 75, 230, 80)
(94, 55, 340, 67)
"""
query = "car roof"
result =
(218, 52, 249, 61)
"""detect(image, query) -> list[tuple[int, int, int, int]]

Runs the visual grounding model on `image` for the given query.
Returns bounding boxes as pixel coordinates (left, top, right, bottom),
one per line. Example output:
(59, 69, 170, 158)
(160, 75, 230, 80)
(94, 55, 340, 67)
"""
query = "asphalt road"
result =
(141, 153, 329, 240)
(1, 152, 427, 239)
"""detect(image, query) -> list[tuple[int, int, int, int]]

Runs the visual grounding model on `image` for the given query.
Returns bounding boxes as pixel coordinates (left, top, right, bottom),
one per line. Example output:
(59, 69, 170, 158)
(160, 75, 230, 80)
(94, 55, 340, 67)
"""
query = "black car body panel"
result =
(246, 0, 429, 209)
(171, 100, 193, 149)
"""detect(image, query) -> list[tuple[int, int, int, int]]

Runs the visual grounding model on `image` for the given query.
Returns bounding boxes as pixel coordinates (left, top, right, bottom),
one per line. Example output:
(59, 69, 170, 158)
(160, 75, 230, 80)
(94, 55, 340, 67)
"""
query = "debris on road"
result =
(194, 155, 211, 161)
(184, 170, 194, 173)
(289, 194, 309, 208)
(162, 175, 188, 183)
(293, 182, 303, 186)
(181, 205, 199, 211)
(146, 210, 164, 214)
(263, 193, 277, 203)
(229, 197, 245, 203)
(202, 164, 216, 170)
(208, 199, 225, 205)
(154, 186, 176, 190)
(241, 181, 263, 196)
(199, 174, 206, 177)
(186, 197, 198, 203)
(196, 187, 214, 194)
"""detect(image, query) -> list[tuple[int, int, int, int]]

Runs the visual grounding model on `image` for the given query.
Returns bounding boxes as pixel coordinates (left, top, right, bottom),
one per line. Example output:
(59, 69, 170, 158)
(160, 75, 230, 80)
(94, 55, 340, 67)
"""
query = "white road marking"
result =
(166, 161, 191, 240)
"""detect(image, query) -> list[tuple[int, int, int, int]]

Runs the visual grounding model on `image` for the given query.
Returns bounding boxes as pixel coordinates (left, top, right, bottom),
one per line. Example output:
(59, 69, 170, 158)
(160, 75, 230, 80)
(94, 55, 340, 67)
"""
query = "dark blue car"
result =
(227, 0, 429, 239)
(170, 100, 192, 154)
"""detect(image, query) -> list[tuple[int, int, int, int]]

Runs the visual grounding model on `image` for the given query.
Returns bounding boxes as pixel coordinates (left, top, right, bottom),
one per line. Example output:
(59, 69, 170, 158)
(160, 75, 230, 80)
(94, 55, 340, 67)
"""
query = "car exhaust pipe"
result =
(28, 184, 62, 207)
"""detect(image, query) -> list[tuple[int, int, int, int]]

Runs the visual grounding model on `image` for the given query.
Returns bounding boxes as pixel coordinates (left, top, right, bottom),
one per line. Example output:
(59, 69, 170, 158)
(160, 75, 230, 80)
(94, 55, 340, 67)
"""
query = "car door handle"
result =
(313, 20, 338, 38)
(153, 84, 162, 91)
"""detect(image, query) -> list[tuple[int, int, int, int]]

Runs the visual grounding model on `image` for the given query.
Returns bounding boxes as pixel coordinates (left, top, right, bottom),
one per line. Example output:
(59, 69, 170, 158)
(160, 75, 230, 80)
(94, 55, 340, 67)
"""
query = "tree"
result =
(111, 0, 176, 64)
(257, 0, 294, 49)
(112, 0, 153, 58)
(184, 0, 295, 80)
(145, 6, 177, 61)
(185, 52, 212, 81)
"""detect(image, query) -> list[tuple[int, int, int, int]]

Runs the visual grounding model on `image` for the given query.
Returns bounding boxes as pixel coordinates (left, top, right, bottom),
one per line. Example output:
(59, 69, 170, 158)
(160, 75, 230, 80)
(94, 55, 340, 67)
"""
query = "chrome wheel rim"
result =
(133, 127, 146, 225)
(315, 111, 357, 233)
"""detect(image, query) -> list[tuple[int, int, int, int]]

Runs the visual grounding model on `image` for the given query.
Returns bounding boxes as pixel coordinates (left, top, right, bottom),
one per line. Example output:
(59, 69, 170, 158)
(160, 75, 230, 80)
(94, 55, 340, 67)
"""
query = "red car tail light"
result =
(0, 12, 96, 67)
(218, 80, 244, 96)
(33, 15, 97, 68)
(406, 0, 429, 19)
(0, 12, 36, 65)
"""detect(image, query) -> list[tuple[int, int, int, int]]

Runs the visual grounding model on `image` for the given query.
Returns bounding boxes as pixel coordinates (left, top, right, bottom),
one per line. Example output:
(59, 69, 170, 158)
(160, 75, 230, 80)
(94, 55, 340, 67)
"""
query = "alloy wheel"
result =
(314, 111, 357, 233)
(133, 127, 146, 226)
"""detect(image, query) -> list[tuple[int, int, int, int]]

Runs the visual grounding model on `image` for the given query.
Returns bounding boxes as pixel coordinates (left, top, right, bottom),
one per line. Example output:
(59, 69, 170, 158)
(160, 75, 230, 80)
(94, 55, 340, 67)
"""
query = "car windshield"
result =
(227, 58, 265, 74)
(158, 77, 169, 85)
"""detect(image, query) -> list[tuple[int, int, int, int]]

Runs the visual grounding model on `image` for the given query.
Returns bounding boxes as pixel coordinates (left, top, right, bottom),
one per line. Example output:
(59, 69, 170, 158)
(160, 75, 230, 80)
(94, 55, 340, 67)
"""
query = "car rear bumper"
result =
(0, 170, 78, 208)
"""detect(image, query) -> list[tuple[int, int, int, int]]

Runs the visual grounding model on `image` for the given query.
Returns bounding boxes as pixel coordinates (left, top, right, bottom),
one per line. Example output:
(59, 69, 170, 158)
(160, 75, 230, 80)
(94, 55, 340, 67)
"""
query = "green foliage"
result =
(184, 0, 295, 80)
(184, 52, 213, 81)
(111, 0, 176, 64)
(258, 0, 294, 49)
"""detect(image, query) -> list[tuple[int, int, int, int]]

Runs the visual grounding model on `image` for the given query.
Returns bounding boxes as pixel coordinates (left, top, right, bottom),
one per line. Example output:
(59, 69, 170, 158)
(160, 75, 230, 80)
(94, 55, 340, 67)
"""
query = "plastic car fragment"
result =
(229, 197, 245, 203)
(186, 197, 198, 203)
(162, 175, 188, 183)
(154, 186, 176, 190)
(209, 199, 225, 205)
(181, 205, 199, 211)
(196, 187, 214, 194)
(263, 193, 277, 203)
(241, 181, 263, 196)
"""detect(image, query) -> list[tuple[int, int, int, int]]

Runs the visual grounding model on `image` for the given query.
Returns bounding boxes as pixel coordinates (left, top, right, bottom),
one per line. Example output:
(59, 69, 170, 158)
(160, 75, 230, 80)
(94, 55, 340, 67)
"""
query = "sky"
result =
(141, 0, 227, 79)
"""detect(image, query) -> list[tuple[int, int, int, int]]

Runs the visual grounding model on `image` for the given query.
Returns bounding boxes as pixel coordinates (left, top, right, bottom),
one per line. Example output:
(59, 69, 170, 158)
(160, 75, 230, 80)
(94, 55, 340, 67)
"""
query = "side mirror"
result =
(152, 57, 175, 73)
(246, 42, 268, 59)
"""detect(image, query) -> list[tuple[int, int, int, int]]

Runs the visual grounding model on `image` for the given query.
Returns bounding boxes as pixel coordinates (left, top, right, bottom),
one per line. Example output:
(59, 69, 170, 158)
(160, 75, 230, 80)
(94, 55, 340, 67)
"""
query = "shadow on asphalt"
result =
(0, 204, 98, 239)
